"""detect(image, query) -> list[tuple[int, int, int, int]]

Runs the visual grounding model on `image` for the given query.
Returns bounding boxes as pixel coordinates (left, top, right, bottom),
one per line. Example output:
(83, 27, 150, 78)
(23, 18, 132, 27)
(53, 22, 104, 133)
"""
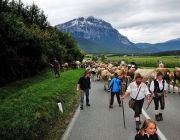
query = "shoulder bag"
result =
(128, 87, 141, 108)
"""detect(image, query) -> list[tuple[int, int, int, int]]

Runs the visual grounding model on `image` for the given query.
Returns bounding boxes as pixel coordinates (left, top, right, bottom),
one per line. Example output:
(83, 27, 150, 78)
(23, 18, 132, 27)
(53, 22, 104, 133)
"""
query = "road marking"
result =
(142, 109, 167, 140)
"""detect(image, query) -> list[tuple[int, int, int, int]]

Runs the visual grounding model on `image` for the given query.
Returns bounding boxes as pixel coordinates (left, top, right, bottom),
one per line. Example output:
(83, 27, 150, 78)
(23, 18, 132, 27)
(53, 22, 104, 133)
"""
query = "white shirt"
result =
(121, 61, 125, 64)
(150, 79, 168, 92)
(126, 81, 150, 100)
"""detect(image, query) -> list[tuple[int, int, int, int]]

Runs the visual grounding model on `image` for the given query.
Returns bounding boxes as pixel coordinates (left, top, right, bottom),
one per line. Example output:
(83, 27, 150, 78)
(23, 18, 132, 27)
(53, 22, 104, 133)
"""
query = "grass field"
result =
(107, 55, 180, 62)
(0, 55, 179, 139)
(85, 55, 180, 68)
(0, 68, 85, 140)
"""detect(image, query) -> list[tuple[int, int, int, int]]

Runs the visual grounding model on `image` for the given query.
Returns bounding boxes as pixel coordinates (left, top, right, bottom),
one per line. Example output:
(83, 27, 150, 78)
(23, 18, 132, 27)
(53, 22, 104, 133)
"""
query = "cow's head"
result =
(169, 72, 174, 84)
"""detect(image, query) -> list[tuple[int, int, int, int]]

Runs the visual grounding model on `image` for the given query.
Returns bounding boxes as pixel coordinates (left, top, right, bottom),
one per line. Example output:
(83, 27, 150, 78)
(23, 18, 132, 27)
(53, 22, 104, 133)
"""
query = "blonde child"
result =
(134, 119, 159, 140)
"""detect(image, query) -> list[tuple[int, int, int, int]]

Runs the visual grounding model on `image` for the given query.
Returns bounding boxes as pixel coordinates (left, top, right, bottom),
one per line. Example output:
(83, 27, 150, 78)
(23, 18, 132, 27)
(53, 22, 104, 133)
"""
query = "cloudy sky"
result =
(21, 0, 180, 43)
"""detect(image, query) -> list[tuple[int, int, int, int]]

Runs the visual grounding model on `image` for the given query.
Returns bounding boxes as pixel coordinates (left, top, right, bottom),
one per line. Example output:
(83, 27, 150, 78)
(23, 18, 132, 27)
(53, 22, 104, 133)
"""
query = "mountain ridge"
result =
(55, 16, 141, 53)
(55, 16, 180, 54)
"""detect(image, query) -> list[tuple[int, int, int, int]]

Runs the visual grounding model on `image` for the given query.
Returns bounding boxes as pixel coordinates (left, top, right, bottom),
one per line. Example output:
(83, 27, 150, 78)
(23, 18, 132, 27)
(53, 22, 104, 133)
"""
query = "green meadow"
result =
(106, 55, 180, 69)
(0, 68, 84, 140)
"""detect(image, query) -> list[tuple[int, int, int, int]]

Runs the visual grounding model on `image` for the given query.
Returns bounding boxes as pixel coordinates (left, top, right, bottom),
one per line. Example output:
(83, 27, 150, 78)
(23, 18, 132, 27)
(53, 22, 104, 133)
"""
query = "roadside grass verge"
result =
(0, 68, 84, 140)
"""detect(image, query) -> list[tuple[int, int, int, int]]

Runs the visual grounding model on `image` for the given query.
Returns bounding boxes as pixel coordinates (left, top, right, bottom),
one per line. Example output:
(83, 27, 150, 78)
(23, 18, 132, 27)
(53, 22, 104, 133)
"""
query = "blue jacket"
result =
(108, 77, 121, 92)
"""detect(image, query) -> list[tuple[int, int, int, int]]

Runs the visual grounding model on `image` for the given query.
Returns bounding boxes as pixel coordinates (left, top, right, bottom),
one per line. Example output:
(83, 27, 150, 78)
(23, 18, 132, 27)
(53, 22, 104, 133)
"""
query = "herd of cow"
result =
(61, 61, 81, 71)
(86, 62, 180, 94)
(62, 61, 180, 94)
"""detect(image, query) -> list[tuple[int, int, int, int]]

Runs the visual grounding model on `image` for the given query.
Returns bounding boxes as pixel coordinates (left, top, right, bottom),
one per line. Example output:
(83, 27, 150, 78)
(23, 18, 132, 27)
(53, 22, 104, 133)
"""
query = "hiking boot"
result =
(80, 106, 83, 110)
(109, 105, 113, 108)
(159, 113, 163, 121)
(155, 115, 160, 121)
(119, 104, 122, 107)
(86, 103, 90, 106)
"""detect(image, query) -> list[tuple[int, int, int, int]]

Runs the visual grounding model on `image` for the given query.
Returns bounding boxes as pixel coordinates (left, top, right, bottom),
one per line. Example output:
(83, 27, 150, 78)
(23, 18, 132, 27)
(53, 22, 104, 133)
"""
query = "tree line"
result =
(148, 50, 180, 56)
(0, 0, 84, 86)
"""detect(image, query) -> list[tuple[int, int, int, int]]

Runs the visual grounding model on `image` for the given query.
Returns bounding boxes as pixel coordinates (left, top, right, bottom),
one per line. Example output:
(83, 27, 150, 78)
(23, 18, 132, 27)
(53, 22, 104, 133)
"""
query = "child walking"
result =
(135, 119, 159, 140)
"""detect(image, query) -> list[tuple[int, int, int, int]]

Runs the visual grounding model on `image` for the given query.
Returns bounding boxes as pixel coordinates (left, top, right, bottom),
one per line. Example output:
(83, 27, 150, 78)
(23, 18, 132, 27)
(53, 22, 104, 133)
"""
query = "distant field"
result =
(84, 55, 180, 68)
(106, 55, 180, 68)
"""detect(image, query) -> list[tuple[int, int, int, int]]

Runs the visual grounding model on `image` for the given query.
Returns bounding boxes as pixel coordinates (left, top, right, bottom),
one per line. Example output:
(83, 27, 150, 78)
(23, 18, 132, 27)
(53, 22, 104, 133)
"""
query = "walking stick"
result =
(121, 98, 126, 128)
(120, 87, 126, 128)
(146, 97, 153, 110)
(146, 88, 158, 110)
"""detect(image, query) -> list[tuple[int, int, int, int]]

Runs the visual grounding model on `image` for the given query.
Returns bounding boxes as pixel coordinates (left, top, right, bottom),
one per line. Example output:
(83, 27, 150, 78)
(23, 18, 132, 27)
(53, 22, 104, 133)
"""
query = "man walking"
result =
(120, 73, 151, 131)
(150, 71, 168, 121)
(50, 58, 60, 78)
(108, 73, 122, 108)
(76, 70, 91, 110)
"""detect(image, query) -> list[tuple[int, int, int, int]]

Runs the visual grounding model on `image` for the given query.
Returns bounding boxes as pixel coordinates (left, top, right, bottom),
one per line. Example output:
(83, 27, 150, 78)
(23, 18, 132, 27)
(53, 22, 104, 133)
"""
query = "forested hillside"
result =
(0, 0, 84, 86)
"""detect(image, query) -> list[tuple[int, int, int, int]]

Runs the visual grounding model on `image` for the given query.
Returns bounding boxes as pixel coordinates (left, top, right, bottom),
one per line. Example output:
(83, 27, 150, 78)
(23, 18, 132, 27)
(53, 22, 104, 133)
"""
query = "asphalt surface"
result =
(61, 79, 180, 140)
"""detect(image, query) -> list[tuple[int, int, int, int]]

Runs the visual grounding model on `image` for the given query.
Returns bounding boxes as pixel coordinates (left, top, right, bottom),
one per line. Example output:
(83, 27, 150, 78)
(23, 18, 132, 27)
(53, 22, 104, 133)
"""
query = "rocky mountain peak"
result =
(55, 16, 139, 53)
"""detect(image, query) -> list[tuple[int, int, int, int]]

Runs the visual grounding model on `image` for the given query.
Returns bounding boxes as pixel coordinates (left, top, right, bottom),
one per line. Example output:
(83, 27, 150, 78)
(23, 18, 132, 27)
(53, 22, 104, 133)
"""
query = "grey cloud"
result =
(21, 0, 180, 43)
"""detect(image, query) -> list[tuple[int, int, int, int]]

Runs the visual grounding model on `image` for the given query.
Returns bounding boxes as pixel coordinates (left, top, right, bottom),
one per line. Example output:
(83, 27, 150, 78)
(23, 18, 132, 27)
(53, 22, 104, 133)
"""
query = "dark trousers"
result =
(110, 92, 121, 105)
(54, 68, 60, 77)
(153, 95, 165, 110)
(80, 89, 89, 106)
(133, 98, 144, 117)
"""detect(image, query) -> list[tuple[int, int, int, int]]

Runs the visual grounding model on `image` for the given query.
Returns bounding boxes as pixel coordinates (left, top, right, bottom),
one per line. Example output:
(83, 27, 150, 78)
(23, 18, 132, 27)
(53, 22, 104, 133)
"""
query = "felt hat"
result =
(135, 73, 143, 79)
(157, 71, 163, 76)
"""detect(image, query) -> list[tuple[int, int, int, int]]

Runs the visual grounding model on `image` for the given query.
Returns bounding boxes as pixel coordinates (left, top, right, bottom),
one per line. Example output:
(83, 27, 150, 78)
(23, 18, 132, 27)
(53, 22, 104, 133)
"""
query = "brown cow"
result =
(95, 67, 102, 81)
(101, 70, 112, 90)
(173, 67, 180, 93)
(114, 67, 130, 93)
(133, 69, 156, 89)
(127, 67, 136, 82)
(75, 61, 81, 69)
(90, 68, 97, 82)
(158, 63, 164, 68)
(62, 62, 69, 71)
(115, 68, 129, 84)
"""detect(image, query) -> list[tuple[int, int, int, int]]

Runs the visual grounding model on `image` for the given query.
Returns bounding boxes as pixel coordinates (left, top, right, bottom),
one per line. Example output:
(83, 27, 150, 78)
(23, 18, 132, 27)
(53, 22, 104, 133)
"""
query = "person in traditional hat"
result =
(108, 73, 122, 108)
(121, 73, 151, 131)
(150, 71, 168, 121)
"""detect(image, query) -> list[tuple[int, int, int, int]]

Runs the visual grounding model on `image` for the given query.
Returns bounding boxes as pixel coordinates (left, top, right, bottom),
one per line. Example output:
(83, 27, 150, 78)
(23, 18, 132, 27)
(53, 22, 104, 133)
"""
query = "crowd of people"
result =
(52, 57, 167, 139)
(76, 68, 163, 139)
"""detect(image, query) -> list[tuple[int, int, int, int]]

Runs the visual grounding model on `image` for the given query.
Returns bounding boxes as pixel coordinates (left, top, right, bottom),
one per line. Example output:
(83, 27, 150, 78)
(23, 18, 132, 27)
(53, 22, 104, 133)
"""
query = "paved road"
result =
(61, 80, 180, 140)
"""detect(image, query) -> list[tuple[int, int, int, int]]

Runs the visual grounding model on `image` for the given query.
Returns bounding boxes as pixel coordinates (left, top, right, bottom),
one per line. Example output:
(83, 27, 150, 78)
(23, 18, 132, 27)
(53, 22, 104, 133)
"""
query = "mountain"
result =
(136, 38, 180, 52)
(55, 16, 180, 54)
(55, 16, 141, 54)
(135, 43, 162, 52)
